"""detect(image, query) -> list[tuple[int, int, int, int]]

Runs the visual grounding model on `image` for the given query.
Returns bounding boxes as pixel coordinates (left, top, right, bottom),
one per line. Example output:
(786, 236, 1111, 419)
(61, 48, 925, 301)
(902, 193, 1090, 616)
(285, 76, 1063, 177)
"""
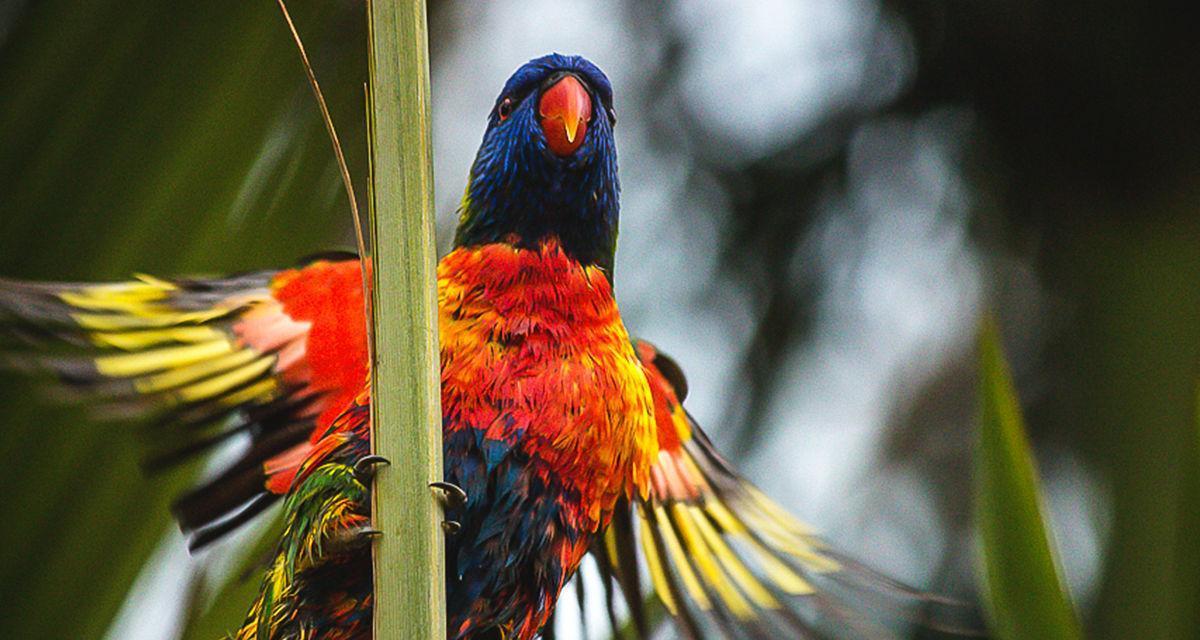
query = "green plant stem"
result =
(366, 1, 444, 639)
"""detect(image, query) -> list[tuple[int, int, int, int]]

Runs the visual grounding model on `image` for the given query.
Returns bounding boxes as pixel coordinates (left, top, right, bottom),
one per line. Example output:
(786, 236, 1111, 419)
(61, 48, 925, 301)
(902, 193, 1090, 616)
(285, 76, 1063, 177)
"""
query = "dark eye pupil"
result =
(498, 98, 512, 120)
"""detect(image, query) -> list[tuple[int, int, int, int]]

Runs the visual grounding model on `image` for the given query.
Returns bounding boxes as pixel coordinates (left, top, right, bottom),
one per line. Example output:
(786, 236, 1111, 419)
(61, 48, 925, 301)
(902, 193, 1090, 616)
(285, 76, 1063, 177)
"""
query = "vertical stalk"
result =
(366, 1, 444, 639)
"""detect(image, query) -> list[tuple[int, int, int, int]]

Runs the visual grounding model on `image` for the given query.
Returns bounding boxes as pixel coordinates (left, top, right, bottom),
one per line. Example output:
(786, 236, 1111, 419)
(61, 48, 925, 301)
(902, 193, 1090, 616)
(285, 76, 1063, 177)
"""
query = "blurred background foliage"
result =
(1, 1, 1198, 639)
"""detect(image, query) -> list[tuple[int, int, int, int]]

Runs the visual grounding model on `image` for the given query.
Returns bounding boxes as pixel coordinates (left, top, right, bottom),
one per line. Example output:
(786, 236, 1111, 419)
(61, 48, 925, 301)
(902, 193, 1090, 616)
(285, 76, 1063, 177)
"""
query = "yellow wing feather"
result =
(598, 340, 970, 639)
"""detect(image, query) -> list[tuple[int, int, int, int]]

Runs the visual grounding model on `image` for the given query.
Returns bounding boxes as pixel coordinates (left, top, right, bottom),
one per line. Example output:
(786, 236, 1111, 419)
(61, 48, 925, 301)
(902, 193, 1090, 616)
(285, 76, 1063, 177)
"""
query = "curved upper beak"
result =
(539, 75, 592, 156)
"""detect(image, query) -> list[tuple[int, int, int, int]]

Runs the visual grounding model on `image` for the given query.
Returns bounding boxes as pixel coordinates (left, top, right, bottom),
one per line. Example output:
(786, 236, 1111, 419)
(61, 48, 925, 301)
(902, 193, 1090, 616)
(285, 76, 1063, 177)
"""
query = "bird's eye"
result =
(607, 107, 617, 126)
(497, 98, 513, 122)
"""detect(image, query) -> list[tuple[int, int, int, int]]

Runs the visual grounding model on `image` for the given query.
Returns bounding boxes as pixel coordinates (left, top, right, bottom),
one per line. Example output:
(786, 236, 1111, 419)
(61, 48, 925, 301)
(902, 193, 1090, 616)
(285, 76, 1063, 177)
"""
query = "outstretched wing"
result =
(590, 340, 970, 640)
(0, 256, 369, 550)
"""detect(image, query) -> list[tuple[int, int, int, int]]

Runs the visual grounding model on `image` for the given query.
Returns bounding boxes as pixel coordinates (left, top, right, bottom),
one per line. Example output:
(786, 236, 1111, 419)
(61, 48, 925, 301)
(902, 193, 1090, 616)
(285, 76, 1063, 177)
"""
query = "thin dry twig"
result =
(274, 0, 374, 359)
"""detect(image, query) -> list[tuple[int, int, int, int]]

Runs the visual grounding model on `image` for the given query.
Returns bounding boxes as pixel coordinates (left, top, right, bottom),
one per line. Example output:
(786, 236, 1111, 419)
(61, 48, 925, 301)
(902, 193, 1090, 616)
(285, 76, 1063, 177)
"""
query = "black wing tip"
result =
(651, 351, 689, 401)
(187, 493, 278, 552)
(295, 250, 360, 266)
(172, 463, 269, 532)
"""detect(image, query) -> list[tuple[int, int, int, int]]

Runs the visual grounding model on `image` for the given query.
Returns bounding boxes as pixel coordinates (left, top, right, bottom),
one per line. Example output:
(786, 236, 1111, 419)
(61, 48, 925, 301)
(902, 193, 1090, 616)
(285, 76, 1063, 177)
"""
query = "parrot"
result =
(0, 54, 965, 640)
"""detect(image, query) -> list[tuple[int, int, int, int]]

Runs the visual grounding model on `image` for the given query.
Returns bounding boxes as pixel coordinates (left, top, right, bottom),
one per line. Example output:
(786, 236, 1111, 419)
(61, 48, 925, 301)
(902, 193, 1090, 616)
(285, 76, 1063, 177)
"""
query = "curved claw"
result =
(441, 520, 462, 535)
(429, 481, 468, 508)
(355, 455, 391, 478)
(327, 526, 382, 553)
(357, 527, 383, 540)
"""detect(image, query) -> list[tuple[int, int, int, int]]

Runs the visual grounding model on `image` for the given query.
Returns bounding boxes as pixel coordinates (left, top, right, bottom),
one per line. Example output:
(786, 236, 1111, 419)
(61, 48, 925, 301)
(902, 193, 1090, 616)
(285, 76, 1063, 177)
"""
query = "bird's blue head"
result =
(454, 54, 620, 274)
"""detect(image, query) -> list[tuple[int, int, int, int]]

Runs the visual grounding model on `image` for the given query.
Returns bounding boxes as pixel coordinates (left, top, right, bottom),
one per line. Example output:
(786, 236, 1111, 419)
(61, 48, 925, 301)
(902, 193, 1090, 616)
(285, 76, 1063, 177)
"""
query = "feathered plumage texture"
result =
(455, 54, 620, 275)
(438, 239, 656, 639)
(0, 54, 973, 640)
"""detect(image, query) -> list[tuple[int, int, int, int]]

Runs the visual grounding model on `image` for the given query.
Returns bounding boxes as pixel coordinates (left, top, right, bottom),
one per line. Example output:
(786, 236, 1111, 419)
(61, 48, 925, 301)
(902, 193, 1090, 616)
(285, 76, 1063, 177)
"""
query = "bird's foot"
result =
(356, 527, 383, 540)
(429, 481, 468, 508)
(354, 454, 391, 480)
(328, 526, 383, 553)
(429, 482, 467, 536)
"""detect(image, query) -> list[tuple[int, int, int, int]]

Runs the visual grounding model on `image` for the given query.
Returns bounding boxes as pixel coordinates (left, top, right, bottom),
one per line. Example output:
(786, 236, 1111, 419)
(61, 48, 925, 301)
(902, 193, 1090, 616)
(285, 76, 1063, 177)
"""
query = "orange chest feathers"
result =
(437, 241, 657, 528)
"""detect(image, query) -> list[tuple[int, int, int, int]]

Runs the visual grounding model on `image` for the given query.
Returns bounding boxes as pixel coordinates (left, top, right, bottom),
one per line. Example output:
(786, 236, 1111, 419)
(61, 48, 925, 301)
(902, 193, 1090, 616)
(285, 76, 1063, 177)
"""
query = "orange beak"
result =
(539, 75, 591, 156)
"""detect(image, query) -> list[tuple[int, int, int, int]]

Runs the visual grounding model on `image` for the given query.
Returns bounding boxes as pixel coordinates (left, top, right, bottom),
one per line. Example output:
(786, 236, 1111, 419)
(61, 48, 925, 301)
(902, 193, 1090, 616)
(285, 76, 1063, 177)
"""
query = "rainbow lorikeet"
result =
(0, 54, 953, 640)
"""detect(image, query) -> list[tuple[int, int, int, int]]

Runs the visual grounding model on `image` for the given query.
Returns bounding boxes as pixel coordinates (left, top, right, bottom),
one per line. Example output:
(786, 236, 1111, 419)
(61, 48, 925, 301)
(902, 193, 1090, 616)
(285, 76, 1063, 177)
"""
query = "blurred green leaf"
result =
(975, 318, 1083, 640)
(0, 1, 364, 638)
(1178, 382, 1200, 636)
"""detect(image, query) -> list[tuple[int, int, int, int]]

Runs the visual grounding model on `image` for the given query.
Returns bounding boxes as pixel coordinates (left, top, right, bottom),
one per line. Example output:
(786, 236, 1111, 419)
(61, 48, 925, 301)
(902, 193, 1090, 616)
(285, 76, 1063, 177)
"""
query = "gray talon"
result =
(429, 481, 468, 508)
(355, 455, 391, 477)
(429, 482, 467, 534)
(328, 526, 382, 551)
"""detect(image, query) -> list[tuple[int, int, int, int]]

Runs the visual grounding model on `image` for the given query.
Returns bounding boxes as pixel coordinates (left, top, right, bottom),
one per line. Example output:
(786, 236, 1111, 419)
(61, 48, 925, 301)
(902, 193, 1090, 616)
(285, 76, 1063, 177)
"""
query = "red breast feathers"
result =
(439, 239, 657, 531)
